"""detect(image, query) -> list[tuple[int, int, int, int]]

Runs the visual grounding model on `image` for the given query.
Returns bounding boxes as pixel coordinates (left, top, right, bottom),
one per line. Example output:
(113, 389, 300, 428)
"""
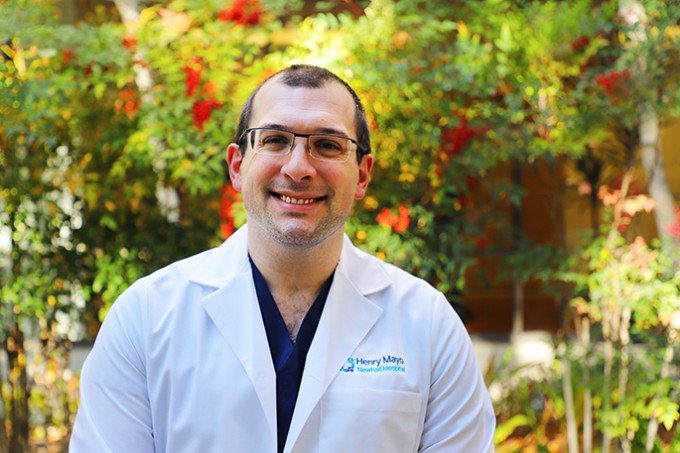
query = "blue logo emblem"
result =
(340, 357, 355, 373)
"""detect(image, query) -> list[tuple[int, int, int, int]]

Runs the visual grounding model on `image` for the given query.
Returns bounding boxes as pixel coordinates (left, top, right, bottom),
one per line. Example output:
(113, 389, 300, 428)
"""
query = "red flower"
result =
(243, 11, 261, 25)
(442, 112, 485, 157)
(571, 35, 590, 53)
(218, 0, 262, 26)
(192, 100, 221, 131)
(595, 69, 630, 99)
(217, 9, 238, 22)
(62, 49, 75, 64)
(184, 58, 203, 98)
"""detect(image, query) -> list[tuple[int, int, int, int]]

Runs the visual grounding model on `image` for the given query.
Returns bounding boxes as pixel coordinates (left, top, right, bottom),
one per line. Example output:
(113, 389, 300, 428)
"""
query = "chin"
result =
(272, 222, 344, 249)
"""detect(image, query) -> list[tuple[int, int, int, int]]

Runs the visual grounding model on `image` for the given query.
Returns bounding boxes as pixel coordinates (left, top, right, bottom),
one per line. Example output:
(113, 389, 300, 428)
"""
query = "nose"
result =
(280, 138, 317, 181)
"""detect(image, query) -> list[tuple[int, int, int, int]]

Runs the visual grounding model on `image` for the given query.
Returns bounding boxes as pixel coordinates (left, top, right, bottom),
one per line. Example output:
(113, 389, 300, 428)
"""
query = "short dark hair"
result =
(235, 64, 371, 163)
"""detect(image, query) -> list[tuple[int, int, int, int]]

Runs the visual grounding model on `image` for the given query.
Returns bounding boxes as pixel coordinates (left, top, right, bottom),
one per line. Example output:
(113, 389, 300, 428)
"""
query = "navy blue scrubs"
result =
(250, 257, 333, 453)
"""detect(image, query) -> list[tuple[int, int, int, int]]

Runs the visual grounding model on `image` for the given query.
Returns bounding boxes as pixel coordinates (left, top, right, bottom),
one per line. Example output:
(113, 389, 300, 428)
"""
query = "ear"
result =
(354, 154, 374, 200)
(226, 143, 244, 192)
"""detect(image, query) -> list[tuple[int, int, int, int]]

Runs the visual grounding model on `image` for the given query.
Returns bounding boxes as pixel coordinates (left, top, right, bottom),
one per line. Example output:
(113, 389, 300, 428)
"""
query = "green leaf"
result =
(659, 403, 680, 431)
(93, 82, 106, 99)
(494, 414, 531, 444)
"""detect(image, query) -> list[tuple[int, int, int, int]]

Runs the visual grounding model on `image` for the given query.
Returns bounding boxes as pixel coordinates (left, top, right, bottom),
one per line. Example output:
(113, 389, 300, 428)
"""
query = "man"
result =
(70, 64, 495, 452)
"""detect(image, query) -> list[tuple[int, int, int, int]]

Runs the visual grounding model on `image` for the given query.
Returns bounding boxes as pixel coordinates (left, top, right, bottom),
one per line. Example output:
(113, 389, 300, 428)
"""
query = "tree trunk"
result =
(511, 160, 524, 342)
(6, 324, 29, 453)
(0, 351, 9, 453)
(561, 342, 579, 453)
(601, 307, 614, 453)
(639, 110, 679, 260)
(581, 316, 593, 453)
(645, 324, 678, 452)
(618, 306, 632, 453)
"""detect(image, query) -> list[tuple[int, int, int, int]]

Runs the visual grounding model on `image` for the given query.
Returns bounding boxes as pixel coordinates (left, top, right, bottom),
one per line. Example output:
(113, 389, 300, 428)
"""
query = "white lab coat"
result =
(70, 225, 495, 452)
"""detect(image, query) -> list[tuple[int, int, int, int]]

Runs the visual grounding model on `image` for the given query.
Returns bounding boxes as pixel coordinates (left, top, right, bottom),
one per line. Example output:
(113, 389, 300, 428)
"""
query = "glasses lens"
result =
(309, 136, 352, 161)
(252, 129, 294, 154)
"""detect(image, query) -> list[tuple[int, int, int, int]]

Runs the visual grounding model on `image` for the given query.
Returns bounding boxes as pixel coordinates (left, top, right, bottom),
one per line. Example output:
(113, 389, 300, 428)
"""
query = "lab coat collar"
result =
(188, 225, 391, 296)
(188, 224, 251, 288)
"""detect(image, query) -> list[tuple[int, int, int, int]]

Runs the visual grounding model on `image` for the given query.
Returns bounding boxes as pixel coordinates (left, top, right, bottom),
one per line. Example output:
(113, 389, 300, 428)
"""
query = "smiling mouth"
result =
(276, 194, 323, 205)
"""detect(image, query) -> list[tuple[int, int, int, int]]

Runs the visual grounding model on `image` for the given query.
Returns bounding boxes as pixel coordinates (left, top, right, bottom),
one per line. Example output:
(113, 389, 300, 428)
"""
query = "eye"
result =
(312, 137, 345, 155)
(259, 131, 292, 150)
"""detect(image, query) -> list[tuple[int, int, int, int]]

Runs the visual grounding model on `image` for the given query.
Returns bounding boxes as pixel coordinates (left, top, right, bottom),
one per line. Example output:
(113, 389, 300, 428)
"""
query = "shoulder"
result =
(341, 238, 440, 291)
(100, 246, 217, 328)
(339, 237, 451, 315)
(140, 246, 219, 288)
(138, 225, 249, 287)
(110, 226, 250, 315)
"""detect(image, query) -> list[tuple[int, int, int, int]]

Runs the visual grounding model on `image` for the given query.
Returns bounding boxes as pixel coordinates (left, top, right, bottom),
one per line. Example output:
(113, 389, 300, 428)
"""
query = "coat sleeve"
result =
(70, 282, 155, 453)
(419, 295, 496, 452)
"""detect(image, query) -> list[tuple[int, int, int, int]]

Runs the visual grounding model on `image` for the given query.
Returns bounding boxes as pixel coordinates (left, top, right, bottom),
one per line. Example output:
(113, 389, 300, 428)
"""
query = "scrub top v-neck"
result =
(249, 256, 334, 453)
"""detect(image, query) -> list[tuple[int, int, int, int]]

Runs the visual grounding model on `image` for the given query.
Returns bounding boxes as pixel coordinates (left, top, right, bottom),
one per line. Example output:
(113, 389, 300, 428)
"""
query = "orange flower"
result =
(202, 80, 217, 98)
(395, 206, 410, 233)
(377, 205, 410, 234)
(114, 87, 140, 119)
(219, 184, 241, 239)
(122, 36, 137, 50)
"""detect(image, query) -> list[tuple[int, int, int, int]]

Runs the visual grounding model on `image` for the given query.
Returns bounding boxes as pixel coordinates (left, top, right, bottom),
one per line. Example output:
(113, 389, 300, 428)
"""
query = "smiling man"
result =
(70, 65, 496, 453)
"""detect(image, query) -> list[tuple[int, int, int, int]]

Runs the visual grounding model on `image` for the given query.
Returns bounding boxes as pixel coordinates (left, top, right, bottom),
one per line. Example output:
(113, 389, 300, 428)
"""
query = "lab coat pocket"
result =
(319, 389, 425, 453)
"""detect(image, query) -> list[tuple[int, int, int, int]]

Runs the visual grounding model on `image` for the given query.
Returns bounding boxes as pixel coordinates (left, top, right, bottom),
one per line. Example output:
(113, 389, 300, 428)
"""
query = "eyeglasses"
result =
(240, 127, 361, 163)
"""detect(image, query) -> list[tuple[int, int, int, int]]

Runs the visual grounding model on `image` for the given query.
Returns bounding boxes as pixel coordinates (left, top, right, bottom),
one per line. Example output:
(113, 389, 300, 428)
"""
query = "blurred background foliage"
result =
(1, 0, 679, 451)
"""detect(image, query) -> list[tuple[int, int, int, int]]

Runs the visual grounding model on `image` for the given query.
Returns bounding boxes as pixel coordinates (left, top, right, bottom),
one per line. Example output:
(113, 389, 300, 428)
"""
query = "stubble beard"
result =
(245, 189, 349, 250)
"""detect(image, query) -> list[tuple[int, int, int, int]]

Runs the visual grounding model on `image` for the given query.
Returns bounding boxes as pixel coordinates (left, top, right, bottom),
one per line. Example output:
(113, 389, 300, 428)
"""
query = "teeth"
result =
(281, 195, 315, 205)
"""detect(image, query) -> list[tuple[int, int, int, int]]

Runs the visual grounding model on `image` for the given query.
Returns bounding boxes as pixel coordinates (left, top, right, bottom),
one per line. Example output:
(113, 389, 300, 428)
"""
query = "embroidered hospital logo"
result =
(339, 355, 406, 373)
(340, 357, 355, 373)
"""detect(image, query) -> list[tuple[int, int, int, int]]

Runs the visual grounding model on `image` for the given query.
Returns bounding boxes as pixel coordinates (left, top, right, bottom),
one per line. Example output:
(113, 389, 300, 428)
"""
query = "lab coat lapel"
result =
(285, 237, 390, 453)
(191, 226, 278, 447)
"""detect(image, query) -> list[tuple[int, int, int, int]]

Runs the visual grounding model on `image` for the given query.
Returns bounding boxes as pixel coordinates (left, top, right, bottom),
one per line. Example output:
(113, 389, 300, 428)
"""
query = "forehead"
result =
(250, 79, 356, 135)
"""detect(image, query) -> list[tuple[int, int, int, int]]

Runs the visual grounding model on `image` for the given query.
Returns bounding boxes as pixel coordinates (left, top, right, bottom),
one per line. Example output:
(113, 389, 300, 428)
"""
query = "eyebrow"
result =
(257, 123, 352, 138)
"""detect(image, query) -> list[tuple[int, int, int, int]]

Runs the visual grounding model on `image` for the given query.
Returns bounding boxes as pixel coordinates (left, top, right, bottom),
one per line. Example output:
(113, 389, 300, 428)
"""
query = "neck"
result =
(247, 228, 343, 297)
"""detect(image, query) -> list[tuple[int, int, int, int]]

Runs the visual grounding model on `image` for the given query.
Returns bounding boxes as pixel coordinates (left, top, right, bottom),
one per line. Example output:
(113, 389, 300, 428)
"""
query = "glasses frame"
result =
(239, 127, 362, 163)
